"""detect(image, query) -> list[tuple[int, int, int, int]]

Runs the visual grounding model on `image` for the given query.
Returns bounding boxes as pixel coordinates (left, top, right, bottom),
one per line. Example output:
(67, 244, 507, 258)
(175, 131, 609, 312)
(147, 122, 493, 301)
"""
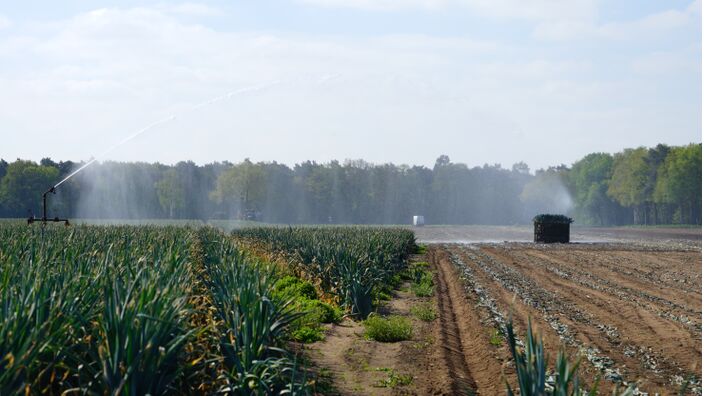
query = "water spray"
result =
(54, 79, 281, 189)
(28, 79, 283, 225)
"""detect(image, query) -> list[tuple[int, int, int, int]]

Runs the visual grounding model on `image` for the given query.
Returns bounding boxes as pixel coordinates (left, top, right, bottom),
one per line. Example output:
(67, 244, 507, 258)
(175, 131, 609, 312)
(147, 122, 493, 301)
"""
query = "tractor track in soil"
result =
(429, 247, 507, 395)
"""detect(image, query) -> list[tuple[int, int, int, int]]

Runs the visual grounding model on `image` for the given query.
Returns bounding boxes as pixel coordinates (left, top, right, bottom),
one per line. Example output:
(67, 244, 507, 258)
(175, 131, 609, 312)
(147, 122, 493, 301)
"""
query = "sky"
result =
(0, 0, 701, 171)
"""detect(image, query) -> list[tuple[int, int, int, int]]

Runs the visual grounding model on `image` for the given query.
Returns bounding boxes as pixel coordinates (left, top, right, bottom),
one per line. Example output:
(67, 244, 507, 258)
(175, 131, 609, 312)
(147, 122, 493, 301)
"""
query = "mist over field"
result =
(0, 1, 700, 225)
(1, 142, 700, 226)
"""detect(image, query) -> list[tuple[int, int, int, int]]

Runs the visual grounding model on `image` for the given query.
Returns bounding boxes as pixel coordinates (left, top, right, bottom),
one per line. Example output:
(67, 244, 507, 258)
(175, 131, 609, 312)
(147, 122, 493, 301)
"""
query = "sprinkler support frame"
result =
(27, 186, 70, 226)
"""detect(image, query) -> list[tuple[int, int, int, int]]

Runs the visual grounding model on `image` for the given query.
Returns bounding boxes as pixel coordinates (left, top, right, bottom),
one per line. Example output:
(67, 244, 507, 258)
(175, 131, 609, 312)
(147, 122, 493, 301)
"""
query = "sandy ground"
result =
(305, 252, 449, 395)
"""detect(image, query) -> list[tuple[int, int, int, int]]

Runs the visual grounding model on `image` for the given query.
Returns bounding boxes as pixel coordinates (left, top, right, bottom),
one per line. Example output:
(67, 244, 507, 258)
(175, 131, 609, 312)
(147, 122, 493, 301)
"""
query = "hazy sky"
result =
(1, 0, 701, 171)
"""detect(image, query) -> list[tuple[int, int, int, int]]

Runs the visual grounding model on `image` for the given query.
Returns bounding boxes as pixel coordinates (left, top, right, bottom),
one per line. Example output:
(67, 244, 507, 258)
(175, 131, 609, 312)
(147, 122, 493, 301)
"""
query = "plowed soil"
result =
(307, 227, 701, 395)
(432, 242, 701, 395)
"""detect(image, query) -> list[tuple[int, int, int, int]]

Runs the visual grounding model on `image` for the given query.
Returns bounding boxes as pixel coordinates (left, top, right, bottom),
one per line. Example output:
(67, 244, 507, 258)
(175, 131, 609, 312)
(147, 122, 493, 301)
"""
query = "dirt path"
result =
(305, 253, 450, 395)
(305, 249, 511, 395)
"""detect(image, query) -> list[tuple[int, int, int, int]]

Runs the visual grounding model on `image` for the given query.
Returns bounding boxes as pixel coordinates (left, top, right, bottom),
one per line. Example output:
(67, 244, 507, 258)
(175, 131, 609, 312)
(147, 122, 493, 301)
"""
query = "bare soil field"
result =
(412, 225, 702, 245)
(304, 227, 701, 395)
(429, 241, 701, 395)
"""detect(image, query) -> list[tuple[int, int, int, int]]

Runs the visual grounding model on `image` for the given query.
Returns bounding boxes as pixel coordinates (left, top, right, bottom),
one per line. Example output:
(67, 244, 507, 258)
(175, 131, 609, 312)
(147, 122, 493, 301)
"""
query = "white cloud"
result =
(165, 3, 224, 17)
(298, 0, 597, 21)
(297, 0, 449, 12)
(0, 15, 12, 29)
(631, 45, 701, 75)
(534, 0, 700, 41)
(0, 4, 699, 169)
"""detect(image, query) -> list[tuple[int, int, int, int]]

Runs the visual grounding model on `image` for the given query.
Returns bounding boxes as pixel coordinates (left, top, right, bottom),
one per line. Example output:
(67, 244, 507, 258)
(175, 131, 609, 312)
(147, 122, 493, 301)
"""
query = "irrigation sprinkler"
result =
(27, 185, 70, 226)
(23, 79, 287, 228)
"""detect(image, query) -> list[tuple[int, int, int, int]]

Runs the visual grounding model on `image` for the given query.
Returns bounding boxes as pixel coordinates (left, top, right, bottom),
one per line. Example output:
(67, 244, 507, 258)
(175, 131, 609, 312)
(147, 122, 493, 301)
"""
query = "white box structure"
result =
(413, 215, 425, 227)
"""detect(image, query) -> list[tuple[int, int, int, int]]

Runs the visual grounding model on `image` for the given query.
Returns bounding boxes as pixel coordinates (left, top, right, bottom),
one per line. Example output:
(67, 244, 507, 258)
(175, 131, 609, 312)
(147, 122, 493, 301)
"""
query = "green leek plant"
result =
(97, 265, 192, 395)
(232, 226, 415, 320)
(505, 317, 633, 396)
(202, 238, 308, 394)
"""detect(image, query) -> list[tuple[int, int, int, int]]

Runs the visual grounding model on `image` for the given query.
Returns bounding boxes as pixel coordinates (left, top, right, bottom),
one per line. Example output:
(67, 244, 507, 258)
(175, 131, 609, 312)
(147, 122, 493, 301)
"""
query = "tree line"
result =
(0, 143, 700, 225)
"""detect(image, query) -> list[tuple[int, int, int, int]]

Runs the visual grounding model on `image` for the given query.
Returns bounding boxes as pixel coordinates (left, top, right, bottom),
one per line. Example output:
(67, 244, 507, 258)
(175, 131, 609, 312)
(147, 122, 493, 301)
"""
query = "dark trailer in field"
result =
(533, 214, 573, 243)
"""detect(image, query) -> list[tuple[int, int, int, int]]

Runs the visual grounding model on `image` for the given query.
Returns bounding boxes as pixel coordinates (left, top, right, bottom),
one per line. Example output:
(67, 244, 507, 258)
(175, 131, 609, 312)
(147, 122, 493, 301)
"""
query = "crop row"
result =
(231, 226, 416, 318)
(0, 224, 308, 394)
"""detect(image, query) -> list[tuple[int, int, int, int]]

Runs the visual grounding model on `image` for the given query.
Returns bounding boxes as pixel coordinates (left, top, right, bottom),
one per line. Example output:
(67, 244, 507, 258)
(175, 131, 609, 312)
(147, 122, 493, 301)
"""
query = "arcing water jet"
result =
(29, 79, 282, 225)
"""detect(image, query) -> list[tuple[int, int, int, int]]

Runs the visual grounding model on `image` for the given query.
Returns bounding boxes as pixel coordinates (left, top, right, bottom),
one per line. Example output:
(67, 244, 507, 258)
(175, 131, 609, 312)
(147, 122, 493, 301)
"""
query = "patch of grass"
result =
(296, 298, 343, 324)
(373, 368, 414, 388)
(363, 315, 413, 342)
(489, 329, 502, 347)
(290, 326, 325, 343)
(389, 273, 403, 288)
(412, 334, 435, 350)
(415, 244, 428, 254)
(410, 303, 437, 321)
(273, 275, 342, 342)
(273, 275, 318, 300)
(374, 289, 393, 302)
(401, 261, 427, 280)
(412, 339, 432, 350)
(411, 273, 434, 297)
(405, 262, 434, 297)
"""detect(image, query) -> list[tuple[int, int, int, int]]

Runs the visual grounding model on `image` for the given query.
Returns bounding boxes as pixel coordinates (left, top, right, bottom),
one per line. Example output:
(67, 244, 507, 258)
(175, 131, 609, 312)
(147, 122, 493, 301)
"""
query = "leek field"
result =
(0, 223, 415, 394)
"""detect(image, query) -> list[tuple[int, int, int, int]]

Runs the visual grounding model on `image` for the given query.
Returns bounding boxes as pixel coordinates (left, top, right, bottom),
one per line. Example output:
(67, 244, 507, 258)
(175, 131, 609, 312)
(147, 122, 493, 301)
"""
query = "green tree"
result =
(644, 144, 671, 223)
(306, 163, 335, 223)
(570, 153, 620, 225)
(0, 160, 59, 216)
(607, 148, 651, 224)
(210, 159, 267, 219)
(0, 159, 7, 180)
(155, 169, 185, 218)
(654, 144, 702, 224)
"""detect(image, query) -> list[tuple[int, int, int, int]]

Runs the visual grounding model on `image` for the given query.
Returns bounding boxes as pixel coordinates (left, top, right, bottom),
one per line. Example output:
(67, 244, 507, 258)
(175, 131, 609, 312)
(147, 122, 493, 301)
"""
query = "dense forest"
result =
(0, 143, 700, 225)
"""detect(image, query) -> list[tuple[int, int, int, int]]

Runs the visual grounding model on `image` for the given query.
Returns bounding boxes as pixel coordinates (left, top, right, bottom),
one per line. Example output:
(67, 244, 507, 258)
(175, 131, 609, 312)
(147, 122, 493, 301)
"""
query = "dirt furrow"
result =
(442, 246, 577, 392)
(443, 243, 700, 395)
(549, 249, 701, 305)
(450, 247, 639, 390)
(429, 246, 506, 395)
(480, 246, 701, 389)
(509, 248, 701, 334)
